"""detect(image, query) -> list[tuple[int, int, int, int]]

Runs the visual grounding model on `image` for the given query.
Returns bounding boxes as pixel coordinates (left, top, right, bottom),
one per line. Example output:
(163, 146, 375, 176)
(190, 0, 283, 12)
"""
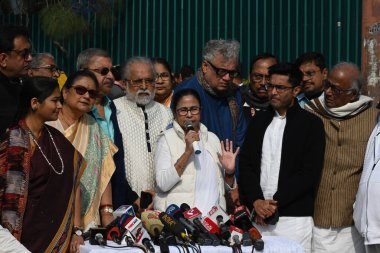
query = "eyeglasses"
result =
(156, 72, 171, 81)
(71, 85, 98, 99)
(176, 106, 201, 116)
(265, 84, 294, 93)
(31, 65, 61, 74)
(302, 70, 321, 78)
(324, 81, 354, 96)
(206, 60, 239, 78)
(88, 67, 113, 76)
(10, 48, 32, 60)
(126, 78, 155, 87)
(251, 73, 270, 82)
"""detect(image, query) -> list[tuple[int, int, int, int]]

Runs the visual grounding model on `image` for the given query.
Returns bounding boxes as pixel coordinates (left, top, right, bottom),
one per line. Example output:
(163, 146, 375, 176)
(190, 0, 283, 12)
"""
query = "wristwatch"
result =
(73, 226, 83, 236)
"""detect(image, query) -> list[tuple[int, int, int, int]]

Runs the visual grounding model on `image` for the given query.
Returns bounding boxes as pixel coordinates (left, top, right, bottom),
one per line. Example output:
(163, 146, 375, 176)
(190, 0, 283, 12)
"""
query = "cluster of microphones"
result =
(85, 203, 264, 253)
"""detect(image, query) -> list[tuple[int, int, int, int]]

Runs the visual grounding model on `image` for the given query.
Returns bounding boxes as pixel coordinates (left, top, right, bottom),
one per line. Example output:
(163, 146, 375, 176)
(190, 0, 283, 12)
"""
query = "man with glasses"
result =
(239, 63, 325, 253)
(27, 53, 60, 79)
(0, 24, 32, 135)
(305, 62, 378, 253)
(113, 57, 172, 209)
(77, 48, 141, 209)
(174, 39, 247, 209)
(295, 52, 328, 108)
(241, 53, 278, 119)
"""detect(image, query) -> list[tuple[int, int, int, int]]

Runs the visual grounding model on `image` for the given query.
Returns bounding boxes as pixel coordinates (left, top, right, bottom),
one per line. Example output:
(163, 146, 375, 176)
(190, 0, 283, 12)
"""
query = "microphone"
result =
(233, 206, 264, 250)
(89, 228, 107, 246)
(107, 226, 122, 244)
(229, 225, 243, 246)
(184, 120, 201, 155)
(113, 204, 138, 219)
(123, 216, 143, 241)
(142, 238, 155, 253)
(166, 204, 201, 239)
(180, 203, 221, 246)
(159, 212, 192, 243)
(135, 228, 155, 253)
(248, 227, 264, 251)
(141, 211, 169, 253)
(95, 233, 106, 246)
(207, 205, 231, 240)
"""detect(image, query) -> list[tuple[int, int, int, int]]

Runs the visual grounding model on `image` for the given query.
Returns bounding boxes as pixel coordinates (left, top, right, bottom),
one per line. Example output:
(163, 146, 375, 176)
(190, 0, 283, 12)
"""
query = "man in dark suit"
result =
(0, 25, 32, 135)
(238, 63, 325, 253)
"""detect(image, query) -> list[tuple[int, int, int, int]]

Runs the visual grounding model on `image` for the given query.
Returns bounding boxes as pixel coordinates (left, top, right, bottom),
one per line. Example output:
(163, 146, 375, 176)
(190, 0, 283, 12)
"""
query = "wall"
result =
(1, 0, 362, 78)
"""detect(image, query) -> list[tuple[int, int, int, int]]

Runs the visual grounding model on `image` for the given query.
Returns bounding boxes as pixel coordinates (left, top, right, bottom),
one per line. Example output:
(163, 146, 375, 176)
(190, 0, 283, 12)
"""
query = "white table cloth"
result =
(80, 236, 304, 253)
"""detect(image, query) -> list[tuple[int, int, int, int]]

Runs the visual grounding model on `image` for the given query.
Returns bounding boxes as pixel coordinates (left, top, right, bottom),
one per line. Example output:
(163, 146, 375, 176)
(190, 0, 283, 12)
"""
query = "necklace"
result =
(28, 126, 64, 175)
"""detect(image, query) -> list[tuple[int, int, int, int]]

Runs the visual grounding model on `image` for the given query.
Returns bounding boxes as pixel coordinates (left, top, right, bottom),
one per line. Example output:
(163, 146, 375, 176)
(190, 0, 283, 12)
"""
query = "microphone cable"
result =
(97, 244, 147, 252)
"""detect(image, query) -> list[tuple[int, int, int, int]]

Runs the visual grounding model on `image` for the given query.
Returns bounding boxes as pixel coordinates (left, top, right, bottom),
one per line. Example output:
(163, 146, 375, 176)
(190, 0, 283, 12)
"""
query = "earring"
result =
(31, 107, 37, 112)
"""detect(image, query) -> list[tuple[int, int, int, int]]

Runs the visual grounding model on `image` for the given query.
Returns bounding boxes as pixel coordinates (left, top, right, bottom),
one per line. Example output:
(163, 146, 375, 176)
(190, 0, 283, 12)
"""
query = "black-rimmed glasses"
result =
(176, 106, 201, 116)
(324, 81, 355, 96)
(156, 72, 171, 81)
(10, 48, 32, 60)
(265, 84, 294, 93)
(206, 60, 239, 78)
(31, 65, 61, 74)
(126, 78, 155, 87)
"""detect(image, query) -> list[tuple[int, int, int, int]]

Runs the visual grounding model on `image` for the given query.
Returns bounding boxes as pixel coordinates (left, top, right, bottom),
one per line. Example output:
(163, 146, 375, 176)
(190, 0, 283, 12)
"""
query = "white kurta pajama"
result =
(113, 97, 173, 196)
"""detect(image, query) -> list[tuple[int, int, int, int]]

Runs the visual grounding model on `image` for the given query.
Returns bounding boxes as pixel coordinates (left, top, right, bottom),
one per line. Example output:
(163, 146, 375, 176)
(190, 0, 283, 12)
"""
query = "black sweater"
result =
(238, 102, 325, 217)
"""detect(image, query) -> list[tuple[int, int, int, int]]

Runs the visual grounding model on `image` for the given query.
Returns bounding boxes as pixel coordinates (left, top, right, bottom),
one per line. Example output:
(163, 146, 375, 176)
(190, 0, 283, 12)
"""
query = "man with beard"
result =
(77, 48, 140, 209)
(113, 57, 172, 207)
(306, 62, 378, 253)
(295, 52, 328, 108)
(239, 63, 325, 253)
(0, 25, 32, 135)
(241, 53, 278, 119)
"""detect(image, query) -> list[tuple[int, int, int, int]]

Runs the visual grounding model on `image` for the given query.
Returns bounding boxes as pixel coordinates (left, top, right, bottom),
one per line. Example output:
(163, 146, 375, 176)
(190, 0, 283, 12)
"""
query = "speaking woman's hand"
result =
(184, 130, 199, 153)
(218, 139, 240, 174)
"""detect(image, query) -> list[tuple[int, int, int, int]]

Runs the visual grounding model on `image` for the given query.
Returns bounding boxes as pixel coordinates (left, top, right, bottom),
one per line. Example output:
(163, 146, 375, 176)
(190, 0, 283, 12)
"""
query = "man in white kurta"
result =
(113, 57, 172, 200)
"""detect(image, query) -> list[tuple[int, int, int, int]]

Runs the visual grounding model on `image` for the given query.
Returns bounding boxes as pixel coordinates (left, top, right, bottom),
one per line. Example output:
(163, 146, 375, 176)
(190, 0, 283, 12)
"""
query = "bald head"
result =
(330, 62, 362, 93)
(324, 62, 361, 108)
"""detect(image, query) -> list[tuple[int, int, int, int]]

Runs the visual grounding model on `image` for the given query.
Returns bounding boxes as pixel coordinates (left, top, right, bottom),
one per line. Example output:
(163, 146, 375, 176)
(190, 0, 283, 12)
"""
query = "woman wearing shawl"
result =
(0, 77, 85, 252)
(48, 70, 116, 242)
(154, 89, 239, 214)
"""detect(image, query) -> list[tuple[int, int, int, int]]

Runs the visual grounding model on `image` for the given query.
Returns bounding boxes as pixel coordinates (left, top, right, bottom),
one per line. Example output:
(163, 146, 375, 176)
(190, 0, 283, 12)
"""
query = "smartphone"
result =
(140, 191, 153, 209)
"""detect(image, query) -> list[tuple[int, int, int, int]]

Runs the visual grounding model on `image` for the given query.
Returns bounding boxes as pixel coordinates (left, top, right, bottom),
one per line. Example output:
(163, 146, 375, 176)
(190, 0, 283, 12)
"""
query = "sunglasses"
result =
(206, 60, 239, 78)
(88, 65, 120, 77)
(71, 85, 98, 99)
(10, 48, 32, 60)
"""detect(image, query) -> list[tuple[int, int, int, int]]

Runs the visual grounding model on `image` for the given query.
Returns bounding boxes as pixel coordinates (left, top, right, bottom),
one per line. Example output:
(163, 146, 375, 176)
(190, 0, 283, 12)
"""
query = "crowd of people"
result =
(1, 24, 380, 253)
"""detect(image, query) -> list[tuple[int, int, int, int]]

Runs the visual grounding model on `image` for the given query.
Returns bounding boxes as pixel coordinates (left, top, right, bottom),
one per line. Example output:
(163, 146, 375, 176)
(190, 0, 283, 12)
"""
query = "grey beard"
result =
(126, 87, 156, 106)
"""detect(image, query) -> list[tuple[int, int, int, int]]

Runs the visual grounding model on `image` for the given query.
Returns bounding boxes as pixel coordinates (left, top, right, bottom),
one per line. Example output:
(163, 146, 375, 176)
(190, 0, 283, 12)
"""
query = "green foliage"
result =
(40, 4, 88, 41)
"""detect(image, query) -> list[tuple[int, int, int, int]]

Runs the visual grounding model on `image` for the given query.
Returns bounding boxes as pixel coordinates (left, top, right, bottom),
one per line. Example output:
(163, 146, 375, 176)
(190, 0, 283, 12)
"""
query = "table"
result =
(80, 236, 304, 253)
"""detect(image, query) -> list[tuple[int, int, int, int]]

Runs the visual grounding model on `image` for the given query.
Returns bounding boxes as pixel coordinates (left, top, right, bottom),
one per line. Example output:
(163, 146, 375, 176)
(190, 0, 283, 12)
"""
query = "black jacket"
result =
(89, 99, 139, 209)
(238, 102, 325, 217)
(0, 72, 22, 136)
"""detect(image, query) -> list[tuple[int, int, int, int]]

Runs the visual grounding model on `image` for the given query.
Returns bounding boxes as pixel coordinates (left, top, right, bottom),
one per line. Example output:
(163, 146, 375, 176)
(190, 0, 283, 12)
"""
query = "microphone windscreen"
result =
(166, 204, 183, 219)
(159, 212, 186, 235)
(180, 203, 191, 212)
(184, 120, 194, 131)
(141, 211, 164, 236)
